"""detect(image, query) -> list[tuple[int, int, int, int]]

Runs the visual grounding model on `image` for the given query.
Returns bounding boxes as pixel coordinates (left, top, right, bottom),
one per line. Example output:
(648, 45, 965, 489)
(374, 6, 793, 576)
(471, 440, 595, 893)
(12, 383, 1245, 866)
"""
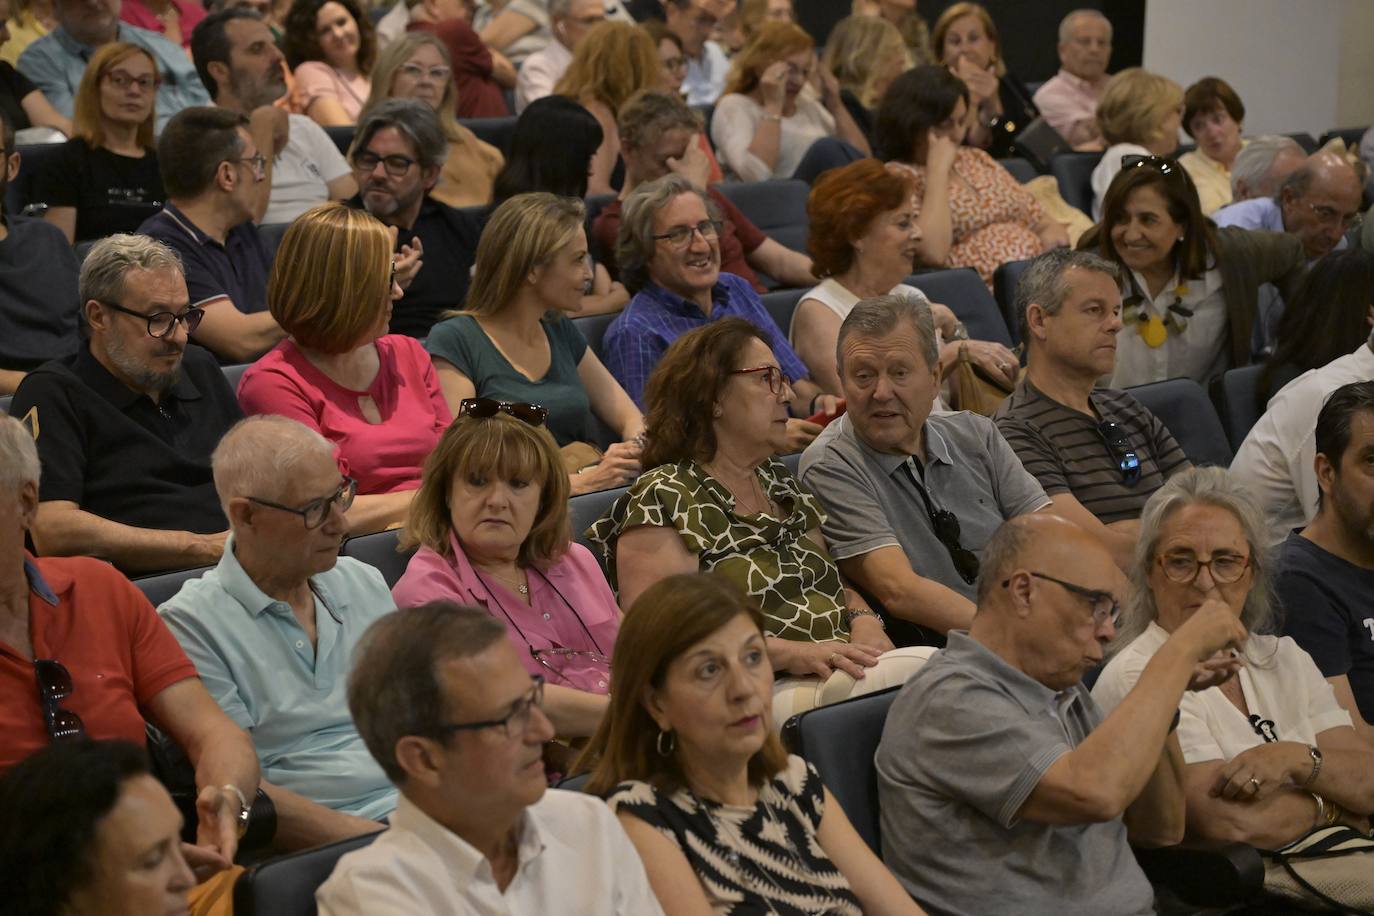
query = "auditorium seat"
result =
(133, 565, 214, 608)
(713, 179, 810, 255)
(570, 484, 627, 565)
(1286, 132, 1319, 154)
(761, 288, 805, 342)
(1125, 377, 1232, 466)
(233, 832, 380, 916)
(0, 395, 11, 415)
(223, 362, 250, 394)
(461, 116, 518, 156)
(998, 157, 1038, 183)
(991, 259, 1032, 347)
(1049, 151, 1102, 215)
(906, 268, 1014, 348)
(573, 312, 617, 362)
(340, 528, 415, 589)
(324, 125, 353, 157)
(1210, 362, 1301, 450)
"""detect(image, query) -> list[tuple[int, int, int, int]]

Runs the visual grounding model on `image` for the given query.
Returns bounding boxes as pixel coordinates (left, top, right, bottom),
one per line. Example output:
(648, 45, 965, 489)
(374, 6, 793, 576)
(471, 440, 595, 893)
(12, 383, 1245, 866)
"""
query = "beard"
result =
(103, 330, 182, 396)
(228, 68, 286, 110)
(1331, 484, 1374, 546)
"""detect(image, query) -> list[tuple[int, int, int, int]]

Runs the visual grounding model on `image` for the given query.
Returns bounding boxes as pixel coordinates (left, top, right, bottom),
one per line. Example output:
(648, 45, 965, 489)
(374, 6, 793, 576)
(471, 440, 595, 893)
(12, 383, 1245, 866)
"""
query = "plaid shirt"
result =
(604, 273, 810, 408)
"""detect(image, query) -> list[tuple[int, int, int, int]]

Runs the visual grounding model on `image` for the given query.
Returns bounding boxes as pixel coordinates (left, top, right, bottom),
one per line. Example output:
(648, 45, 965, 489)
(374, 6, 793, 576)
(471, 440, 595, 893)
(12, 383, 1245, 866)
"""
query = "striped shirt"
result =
(993, 378, 1189, 523)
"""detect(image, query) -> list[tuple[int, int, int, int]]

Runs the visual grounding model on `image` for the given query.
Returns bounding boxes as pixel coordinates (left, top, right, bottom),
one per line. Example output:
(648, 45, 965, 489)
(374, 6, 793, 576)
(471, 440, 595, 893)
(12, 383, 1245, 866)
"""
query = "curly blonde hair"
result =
(553, 20, 661, 114)
(1096, 67, 1184, 148)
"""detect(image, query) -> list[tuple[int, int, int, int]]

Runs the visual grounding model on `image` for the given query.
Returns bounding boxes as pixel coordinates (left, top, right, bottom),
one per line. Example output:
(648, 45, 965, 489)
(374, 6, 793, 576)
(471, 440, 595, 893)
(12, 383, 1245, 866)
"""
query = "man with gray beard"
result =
(7, 234, 241, 575)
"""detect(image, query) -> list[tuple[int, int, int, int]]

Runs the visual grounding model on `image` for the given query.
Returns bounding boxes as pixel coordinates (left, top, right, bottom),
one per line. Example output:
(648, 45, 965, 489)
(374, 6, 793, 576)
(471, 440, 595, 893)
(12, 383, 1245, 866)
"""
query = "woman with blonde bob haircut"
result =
(427, 192, 645, 496)
(392, 409, 618, 739)
(1090, 67, 1185, 219)
(820, 14, 910, 142)
(238, 202, 452, 534)
(580, 572, 928, 916)
(37, 42, 163, 243)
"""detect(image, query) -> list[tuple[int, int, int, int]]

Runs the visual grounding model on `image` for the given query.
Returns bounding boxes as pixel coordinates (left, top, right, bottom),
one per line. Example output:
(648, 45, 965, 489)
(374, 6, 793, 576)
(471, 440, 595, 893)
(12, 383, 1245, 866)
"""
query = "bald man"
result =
(1215, 151, 1363, 262)
(875, 515, 1247, 915)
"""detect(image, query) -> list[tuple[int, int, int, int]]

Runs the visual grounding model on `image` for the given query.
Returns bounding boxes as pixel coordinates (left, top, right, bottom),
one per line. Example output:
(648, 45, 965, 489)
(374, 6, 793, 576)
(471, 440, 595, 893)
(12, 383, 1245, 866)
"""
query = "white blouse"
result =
(793, 279, 927, 343)
(1091, 142, 1152, 221)
(711, 92, 836, 182)
(1109, 262, 1228, 389)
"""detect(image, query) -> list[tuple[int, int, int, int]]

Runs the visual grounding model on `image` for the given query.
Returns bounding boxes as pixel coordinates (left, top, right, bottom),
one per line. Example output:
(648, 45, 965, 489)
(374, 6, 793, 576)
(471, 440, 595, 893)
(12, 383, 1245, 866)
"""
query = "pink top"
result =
(1032, 69, 1108, 146)
(392, 534, 620, 694)
(118, 0, 206, 49)
(292, 61, 371, 123)
(237, 335, 452, 495)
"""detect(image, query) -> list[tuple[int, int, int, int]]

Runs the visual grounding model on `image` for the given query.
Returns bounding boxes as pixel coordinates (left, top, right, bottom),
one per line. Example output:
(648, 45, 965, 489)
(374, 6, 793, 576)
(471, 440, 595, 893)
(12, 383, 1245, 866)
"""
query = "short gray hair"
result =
(0, 415, 39, 493)
(1116, 467, 1276, 655)
(351, 98, 448, 172)
(1016, 247, 1119, 345)
(615, 173, 718, 294)
(976, 515, 1035, 603)
(79, 234, 184, 307)
(211, 416, 336, 518)
(1058, 8, 1111, 43)
(835, 293, 938, 376)
(348, 600, 508, 784)
(1229, 135, 1303, 198)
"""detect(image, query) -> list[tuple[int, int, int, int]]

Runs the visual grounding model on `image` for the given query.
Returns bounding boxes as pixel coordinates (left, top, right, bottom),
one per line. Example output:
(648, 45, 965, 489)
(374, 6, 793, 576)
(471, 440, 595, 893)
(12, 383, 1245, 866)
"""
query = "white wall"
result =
(1142, 0, 1369, 139)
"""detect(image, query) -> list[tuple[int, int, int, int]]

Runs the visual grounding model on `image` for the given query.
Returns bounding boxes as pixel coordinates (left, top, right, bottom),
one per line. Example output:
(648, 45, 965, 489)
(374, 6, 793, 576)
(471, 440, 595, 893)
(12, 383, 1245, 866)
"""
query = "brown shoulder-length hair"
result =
(1090, 159, 1215, 282)
(723, 20, 814, 97)
(807, 159, 913, 278)
(578, 572, 789, 795)
(400, 412, 572, 568)
(282, 0, 377, 74)
(641, 318, 773, 470)
(73, 43, 158, 150)
(930, 2, 1004, 76)
(553, 20, 660, 114)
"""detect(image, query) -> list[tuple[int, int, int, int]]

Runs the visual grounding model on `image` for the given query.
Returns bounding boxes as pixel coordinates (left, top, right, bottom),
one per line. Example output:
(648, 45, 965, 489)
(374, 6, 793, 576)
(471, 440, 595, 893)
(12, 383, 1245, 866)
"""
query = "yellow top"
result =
(0, 9, 49, 68)
(1179, 139, 1247, 216)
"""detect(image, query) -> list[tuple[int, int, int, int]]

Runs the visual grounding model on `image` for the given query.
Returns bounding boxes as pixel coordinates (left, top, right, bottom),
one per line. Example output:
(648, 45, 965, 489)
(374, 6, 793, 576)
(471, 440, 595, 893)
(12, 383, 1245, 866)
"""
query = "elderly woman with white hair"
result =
(1092, 467, 1374, 852)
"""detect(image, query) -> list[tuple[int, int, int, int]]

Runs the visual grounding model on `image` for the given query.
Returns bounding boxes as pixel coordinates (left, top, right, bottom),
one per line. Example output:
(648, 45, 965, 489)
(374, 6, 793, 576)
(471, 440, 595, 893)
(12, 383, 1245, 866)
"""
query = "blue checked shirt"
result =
(605, 272, 810, 408)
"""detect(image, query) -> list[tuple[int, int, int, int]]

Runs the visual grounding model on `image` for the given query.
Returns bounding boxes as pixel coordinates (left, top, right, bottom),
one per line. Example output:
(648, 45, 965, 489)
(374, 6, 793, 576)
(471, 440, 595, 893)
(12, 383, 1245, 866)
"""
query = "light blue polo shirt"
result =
(158, 537, 398, 820)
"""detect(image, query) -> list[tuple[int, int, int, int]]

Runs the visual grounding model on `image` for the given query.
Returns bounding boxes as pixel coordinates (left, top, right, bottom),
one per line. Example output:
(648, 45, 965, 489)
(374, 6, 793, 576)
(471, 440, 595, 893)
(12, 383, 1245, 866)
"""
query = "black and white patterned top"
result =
(606, 755, 862, 915)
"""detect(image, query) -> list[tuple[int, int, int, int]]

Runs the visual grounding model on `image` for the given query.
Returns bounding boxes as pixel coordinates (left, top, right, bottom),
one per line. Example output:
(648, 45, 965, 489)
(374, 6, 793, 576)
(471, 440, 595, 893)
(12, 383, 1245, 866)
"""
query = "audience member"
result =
(405, 0, 513, 119)
(8, 235, 239, 573)
(393, 409, 617, 737)
(1090, 68, 1183, 220)
(878, 513, 1245, 913)
(710, 21, 869, 182)
(0, 415, 258, 871)
(0, 0, 55, 68)
(663, 0, 731, 106)
(582, 572, 928, 915)
(35, 42, 161, 244)
(818, 14, 908, 146)
(0, 0, 69, 138)
(593, 321, 929, 722)
(139, 105, 282, 364)
(1229, 133, 1305, 202)
(595, 89, 808, 293)
(735, 0, 790, 40)
(1093, 467, 1374, 851)
(362, 31, 503, 208)
(1032, 8, 1111, 149)
(427, 193, 644, 494)
(553, 19, 659, 196)
(318, 600, 664, 914)
(514, 0, 599, 112)
(1079, 155, 1305, 387)
(932, 3, 1038, 158)
(347, 98, 482, 338)
(1178, 76, 1246, 215)
(192, 8, 357, 226)
(238, 202, 450, 533)
(879, 66, 1066, 288)
(993, 248, 1190, 569)
(799, 294, 1051, 640)
(857, 0, 931, 68)
(120, 0, 203, 49)
(0, 110, 80, 395)
(283, 0, 373, 126)
(0, 740, 202, 916)
(18, 0, 209, 132)
(1214, 151, 1362, 262)
(643, 18, 688, 97)
(604, 173, 828, 414)
(159, 416, 397, 849)
(798, 158, 1012, 397)
(475, 0, 632, 70)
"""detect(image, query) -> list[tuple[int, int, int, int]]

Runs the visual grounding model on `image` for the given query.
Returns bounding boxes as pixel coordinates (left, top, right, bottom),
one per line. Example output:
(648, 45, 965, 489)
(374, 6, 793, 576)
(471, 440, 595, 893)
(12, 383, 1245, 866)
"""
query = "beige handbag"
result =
(950, 343, 1021, 416)
(1262, 824, 1374, 912)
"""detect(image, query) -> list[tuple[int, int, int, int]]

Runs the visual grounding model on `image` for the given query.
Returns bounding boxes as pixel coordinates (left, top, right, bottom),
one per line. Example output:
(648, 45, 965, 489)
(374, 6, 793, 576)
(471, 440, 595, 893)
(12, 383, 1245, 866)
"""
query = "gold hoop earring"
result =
(656, 729, 675, 756)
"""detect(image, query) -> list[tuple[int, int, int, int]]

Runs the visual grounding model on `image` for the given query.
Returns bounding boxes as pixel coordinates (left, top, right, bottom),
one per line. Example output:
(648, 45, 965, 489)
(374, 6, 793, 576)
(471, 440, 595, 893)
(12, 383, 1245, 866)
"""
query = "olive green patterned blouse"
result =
(586, 458, 849, 643)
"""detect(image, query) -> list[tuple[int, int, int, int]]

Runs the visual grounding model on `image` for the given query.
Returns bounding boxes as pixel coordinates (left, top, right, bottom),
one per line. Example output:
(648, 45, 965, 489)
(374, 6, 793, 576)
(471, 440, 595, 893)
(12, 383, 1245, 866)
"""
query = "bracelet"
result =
(1313, 792, 1328, 830)
(1303, 743, 1323, 787)
(845, 607, 885, 630)
(761, 112, 783, 122)
(222, 784, 251, 839)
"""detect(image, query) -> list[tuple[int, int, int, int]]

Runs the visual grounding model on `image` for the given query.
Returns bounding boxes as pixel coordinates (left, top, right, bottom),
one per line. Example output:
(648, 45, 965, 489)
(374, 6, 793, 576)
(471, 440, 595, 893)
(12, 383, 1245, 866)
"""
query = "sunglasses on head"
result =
(458, 397, 549, 427)
(34, 659, 85, 743)
(1120, 153, 1182, 175)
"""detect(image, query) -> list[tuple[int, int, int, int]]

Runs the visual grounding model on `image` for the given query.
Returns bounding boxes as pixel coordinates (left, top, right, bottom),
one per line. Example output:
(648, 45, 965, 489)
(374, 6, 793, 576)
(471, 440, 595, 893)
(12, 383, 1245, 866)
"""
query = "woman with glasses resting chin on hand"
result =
(392, 405, 618, 742)
(1092, 468, 1374, 853)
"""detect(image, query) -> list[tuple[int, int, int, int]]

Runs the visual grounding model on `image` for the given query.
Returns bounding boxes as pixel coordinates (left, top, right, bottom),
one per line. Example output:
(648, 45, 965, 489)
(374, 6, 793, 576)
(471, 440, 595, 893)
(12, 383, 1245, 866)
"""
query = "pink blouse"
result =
(237, 335, 452, 495)
(118, 0, 206, 49)
(292, 61, 371, 123)
(392, 534, 620, 694)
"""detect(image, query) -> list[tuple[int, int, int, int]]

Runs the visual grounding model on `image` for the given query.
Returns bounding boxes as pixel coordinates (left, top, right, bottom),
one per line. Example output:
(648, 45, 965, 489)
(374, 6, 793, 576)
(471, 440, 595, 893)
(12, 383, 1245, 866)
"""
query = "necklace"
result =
(1123, 281, 1192, 348)
(479, 564, 528, 596)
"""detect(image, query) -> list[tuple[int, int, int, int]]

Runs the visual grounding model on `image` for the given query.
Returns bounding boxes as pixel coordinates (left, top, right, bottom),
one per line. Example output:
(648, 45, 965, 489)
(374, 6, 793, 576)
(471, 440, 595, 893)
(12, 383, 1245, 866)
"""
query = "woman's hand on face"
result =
(951, 55, 998, 105)
(848, 615, 894, 655)
(782, 417, 823, 453)
(780, 639, 881, 680)
(1211, 741, 1312, 802)
(962, 339, 1019, 386)
(758, 61, 791, 112)
(815, 62, 842, 109)
(925, 128, 959, 174)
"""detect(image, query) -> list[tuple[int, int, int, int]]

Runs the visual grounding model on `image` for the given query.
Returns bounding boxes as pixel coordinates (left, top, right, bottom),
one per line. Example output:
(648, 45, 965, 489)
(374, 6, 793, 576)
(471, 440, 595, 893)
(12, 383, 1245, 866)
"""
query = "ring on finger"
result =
(827, 652, 841, 669)
(1248, 776, 1262, 793)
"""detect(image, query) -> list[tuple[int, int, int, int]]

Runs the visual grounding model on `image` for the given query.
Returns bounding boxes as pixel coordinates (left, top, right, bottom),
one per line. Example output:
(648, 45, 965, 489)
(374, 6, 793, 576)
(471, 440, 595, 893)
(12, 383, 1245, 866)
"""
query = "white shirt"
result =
(316, 790, 665, 916)
(794, 279, 927, 343)
(374, 0, 410, 50)
(1109, 263, 1227, 389)
(1230, 341, 1374, 543)
(1091, 142, 1151, 221)
(514, 39, 571, 113)
(711, 91, 835, 182)
(264, 114, 353, 225)
(682, 39, 728, 107)
(1092, 622, 1352, 764)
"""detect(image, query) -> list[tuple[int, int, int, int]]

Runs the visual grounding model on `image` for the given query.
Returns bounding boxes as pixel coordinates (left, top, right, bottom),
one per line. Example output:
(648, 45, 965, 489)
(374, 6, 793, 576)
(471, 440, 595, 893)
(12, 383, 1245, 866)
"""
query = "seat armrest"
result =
(1133, 839, 1265, 906)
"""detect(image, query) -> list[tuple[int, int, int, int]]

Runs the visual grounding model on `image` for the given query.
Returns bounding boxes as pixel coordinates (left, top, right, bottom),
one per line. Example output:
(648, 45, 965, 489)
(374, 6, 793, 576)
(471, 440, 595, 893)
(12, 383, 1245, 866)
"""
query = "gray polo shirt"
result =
(798, 412, 1050, 599)
(876, 631, 1156, 916)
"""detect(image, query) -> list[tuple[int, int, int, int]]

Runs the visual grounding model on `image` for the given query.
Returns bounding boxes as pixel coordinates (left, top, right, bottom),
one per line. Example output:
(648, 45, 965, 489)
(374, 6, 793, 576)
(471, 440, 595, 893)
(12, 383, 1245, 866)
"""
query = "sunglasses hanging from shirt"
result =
(902, 459, 980, 585)
(1097, 420, 1142, 485)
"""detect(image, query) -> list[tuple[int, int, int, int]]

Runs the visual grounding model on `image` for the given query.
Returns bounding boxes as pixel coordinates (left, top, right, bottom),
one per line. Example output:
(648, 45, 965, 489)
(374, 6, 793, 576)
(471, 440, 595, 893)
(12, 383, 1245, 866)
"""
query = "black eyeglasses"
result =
(247, 477, 357, 529)
(99, 300, 204, 338)
(459, 397, 549, 427)
(1005, 571, 1119, 626)
(435, 675, 545, 740)
(34, 659, 85, 743)
(353, 150, 418, 178)
(1098, 420, 1141, 486)
(731, 365, 791, 396)
(651, 219, 721, 248)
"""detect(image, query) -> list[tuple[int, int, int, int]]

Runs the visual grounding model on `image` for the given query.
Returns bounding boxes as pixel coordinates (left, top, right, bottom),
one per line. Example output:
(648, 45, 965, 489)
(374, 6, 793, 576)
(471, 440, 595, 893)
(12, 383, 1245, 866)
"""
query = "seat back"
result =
(1212, 362, 1302, 450)
(991, 259, 1032, 347)
(324, 126, 354, 156)
(713, 179, 810, 254)
(760, 288, 805, 343)
(569, 485, 628, 564)
(1287, 132, 1319, 153)
(1320, 127, 1368, 150)
(260, 222, 292, 259)
(1125, 378, 1233, 466)
(0, 395, 10, 415)
(232, 832, 380, 916)
(339, 529, 416, 589)
(573, 313, 618, 362)
(905, 269, 1013, 347)
(223, 362, 250, 395)
(1049, 151, 1102, 215)
(999, 156, 1038, 183)
(133, 565, 214, 608)
(461, 116, 519, 156)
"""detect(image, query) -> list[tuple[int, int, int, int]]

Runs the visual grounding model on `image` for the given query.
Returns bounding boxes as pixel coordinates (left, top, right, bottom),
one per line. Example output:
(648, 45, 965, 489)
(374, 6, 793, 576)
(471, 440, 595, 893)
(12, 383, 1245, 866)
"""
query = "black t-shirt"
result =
(1276, 531, 1374, 725)
(0, 215, 80, 371)
(0, 62, 36, 132)
(8, 344, 240, 544)
(32, 138, 165, 241)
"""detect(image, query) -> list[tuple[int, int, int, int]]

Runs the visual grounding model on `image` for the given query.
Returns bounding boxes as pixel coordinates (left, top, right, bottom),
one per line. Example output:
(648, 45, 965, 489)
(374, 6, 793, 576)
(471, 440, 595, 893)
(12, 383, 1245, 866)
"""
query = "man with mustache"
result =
(7, 234, 241, 574)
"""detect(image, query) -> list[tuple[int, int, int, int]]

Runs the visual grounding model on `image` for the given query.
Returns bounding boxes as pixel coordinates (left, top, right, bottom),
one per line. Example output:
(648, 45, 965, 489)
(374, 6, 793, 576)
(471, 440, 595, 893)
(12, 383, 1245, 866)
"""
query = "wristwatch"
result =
(845, 608, 885, 630)
(1303, 744, 1323, 787)
(223, 784, 251, 839)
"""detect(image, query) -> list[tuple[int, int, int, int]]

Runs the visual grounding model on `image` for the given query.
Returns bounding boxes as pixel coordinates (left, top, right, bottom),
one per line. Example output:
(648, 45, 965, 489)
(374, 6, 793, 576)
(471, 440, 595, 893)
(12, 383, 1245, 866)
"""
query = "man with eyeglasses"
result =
(158, 416, 398, 848)
(138, 106, 283, 364)
(8, 234, 243, 574)
(663, 0, 733, 106)
(876, 513, 1248, 915)
(320, 599, 663, 915)
(514, 0, 602, 112)
(799, 293, 1051, 646)
(994, 249, 1190, 570)
(1215, 150, 1362, 262)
